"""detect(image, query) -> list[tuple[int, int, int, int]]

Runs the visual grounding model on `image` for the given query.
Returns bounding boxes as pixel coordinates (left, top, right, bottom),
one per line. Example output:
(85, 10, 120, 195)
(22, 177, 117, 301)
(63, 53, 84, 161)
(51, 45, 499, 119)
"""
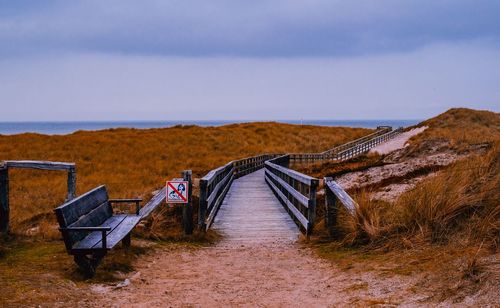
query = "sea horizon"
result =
(0, 119, 421, 135)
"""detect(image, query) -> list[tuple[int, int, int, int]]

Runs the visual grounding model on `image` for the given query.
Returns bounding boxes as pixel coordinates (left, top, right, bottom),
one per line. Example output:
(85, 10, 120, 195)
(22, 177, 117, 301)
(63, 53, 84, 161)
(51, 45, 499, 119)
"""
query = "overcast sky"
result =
(1, 0, 499, 121)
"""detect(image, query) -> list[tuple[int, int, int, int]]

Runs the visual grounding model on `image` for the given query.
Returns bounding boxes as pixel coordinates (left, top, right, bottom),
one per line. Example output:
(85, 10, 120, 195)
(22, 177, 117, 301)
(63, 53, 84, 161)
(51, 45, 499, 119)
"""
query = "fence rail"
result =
(324, 177, 357, 236)
(199, 162, 234, 230)
(233, 154, 282, 178)
(336, 127, 403, 161)
(288, 126, 399, 163)
(321, 126, 393, 159)
(264, 155, 319, 236)
(139, 187, 166, 218)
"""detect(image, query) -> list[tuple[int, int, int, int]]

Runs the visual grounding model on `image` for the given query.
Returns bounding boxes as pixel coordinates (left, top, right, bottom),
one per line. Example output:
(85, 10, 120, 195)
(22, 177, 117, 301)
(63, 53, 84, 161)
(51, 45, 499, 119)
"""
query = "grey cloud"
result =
(1, 0, 500, 57)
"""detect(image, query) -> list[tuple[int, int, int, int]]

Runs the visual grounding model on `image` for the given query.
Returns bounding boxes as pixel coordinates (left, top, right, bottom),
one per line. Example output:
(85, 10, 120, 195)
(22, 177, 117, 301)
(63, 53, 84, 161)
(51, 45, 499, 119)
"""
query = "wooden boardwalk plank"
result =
(212, 169, 300, 244)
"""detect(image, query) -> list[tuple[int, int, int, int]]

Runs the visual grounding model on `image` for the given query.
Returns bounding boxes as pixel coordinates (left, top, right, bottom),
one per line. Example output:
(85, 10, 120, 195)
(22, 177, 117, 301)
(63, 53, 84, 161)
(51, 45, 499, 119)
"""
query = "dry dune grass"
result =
(314, 109, 499, 303)
(0, 122, 370, 236)
(395, 148, 499, 244)
(332, 109, 499, 248)
(332, 151, 500, 303)
(407, 108, 500, 154)
(338, 148, 499, 248)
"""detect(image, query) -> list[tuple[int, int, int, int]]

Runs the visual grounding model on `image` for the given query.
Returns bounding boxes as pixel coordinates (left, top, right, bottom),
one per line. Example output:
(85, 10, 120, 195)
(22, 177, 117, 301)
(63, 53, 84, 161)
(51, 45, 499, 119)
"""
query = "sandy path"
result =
(370, 126, 427, 155)
(89, 242, 422, 307)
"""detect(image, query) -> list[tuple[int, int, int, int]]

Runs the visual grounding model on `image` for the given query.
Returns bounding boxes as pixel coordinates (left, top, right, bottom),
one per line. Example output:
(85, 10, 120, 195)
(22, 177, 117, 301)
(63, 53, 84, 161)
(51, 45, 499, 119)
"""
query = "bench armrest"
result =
(60, 227, 111, 249)
(108, 198, 143, 203)
(109, 198, 143, 215)
(60, 227, 112, 231)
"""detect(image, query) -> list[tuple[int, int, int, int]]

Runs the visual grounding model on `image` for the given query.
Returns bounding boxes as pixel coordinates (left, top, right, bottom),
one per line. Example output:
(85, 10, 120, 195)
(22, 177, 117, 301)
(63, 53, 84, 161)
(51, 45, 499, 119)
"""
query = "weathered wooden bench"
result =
(54, 185, 142, 277)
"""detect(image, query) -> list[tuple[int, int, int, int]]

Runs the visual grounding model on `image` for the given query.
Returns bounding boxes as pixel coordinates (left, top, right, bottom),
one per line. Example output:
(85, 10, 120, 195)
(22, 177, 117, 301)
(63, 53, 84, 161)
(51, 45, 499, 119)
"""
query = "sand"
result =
(87, 241, 426, 307)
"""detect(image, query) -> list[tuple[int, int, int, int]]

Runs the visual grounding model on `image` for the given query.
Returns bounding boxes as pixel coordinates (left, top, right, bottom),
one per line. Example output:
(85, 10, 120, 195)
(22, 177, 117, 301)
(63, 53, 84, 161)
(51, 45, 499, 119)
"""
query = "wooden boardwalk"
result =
(212, 169, 300, 244)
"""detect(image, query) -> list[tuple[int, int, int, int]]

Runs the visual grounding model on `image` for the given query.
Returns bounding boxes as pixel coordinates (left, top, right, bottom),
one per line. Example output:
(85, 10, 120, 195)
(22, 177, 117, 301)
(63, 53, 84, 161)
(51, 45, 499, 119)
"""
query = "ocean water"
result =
(0, 119, 420, 135)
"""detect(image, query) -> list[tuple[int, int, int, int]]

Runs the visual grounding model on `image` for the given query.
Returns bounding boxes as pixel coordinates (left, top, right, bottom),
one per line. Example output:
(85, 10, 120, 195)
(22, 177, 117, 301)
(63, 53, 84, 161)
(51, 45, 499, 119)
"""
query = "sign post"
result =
(166, 170, 193, 235)
(182, 170, 193, 235)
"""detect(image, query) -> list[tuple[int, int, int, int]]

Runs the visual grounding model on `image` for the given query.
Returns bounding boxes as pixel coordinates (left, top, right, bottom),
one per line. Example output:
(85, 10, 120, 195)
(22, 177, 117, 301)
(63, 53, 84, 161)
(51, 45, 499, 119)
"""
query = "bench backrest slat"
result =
(54, 185, 111, 249)
(67, 201, 113, 244)
(54, 186, 109, 227)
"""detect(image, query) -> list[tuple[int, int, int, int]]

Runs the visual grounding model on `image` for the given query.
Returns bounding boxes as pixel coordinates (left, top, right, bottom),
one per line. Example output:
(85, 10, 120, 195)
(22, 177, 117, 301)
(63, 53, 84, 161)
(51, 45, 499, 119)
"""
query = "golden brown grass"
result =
(407, 108, 500, 155)
(0, 237, 162, 306)
(395, 149, 499, 244)
(337, 191, 388, 246)
(313, 109, 499, 304)
(335, 143, 499, 250)
(0, 123, 370, 236)
(310, 109, 499, 248)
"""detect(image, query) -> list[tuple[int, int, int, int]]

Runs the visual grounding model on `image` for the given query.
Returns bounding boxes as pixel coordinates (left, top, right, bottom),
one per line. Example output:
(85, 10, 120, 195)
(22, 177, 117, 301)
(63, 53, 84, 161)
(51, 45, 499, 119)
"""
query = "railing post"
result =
(306, 179, 319, 238)
(182, 170, 193, 235)
(284, 156, 290, 169)
(324, 177, 337, 237)
(66, 167, 76, 201)
(198, 179, 208, 231)
(0, 167, 9, 234)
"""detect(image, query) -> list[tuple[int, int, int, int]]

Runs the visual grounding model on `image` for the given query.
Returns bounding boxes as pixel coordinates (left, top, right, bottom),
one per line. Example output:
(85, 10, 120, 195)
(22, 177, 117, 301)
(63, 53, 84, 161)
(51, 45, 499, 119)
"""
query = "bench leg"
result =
(74, 252, 106, 278)
(122, 233, 131, 248)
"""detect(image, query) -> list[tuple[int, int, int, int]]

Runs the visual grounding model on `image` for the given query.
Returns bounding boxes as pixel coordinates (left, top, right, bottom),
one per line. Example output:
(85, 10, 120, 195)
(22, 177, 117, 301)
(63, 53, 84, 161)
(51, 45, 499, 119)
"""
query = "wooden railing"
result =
(336, 127, 403, 161)
(199, 154, 281, 230)
(324, 177, 357, 236)
(199, 161, 234, 230)
(264, 155, 319, 236)
(288, 126, 398, 163)
(233, 154, 281, 178)
(320, 126, 393, 159)
(288, 153, 324, 164)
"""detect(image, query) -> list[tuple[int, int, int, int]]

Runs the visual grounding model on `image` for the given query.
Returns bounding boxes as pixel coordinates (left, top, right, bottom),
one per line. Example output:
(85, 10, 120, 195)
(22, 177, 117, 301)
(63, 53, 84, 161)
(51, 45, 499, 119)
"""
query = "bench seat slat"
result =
(71, 215, 140, 251)
(95, 215, 141, 249)
(71, 215, 127, 250)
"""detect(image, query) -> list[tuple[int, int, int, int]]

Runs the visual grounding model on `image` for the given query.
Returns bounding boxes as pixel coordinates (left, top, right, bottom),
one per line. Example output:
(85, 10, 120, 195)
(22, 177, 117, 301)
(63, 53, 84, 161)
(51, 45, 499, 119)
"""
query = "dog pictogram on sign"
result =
(166, 180, 189, 203)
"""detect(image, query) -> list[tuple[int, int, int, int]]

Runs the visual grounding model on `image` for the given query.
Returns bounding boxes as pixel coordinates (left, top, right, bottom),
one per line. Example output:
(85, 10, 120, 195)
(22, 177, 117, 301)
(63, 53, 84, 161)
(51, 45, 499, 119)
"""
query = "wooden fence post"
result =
(198, 179, 208, 231)
(306, 179, 319, 238)
(324, 177, 337, 237)
(182, 170, 193, 235)
(67, 167, 76, 201)
(0, 167, 9, 234)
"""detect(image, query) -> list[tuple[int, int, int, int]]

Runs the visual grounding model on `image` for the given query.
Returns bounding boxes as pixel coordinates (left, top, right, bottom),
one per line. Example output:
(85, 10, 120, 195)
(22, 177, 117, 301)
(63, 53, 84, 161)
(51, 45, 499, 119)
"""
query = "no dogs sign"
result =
(166, 180, 189, 203)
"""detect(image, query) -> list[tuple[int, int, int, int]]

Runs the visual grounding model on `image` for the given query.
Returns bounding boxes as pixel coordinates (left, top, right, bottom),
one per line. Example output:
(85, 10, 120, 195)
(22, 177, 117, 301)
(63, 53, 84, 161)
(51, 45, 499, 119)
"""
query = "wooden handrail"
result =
(320, 126, 391, 155)
(288, 126, 400, 163)
(335, 127, 403, 161)
(324, 177, 358, 237)
(264, 155, 319, 237)
(139, 187, 166, 218)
